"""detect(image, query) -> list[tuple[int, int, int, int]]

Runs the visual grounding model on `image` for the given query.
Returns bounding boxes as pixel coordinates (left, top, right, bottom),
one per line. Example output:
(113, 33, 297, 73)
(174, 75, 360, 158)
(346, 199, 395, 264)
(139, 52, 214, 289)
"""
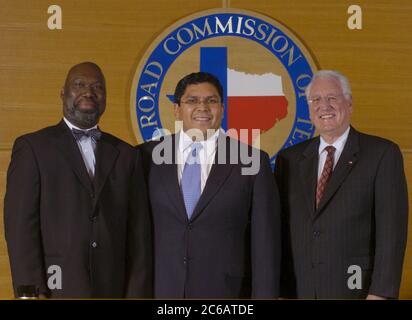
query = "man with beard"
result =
(4, 62, 152, 298)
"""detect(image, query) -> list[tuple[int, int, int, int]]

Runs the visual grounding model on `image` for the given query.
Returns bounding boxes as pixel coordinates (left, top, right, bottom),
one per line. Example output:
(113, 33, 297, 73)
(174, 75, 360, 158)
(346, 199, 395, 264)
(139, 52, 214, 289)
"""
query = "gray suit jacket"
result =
(275, 127, 408, 299)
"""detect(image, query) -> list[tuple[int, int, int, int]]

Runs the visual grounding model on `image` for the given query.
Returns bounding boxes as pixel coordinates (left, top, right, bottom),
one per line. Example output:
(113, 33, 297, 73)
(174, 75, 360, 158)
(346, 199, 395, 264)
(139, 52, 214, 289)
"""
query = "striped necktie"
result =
(316, 145, 336, 208)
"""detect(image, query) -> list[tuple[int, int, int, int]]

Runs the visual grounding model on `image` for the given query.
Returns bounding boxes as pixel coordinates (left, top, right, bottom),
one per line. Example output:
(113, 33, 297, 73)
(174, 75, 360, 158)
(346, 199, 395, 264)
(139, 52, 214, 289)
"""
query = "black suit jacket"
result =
(138, 133, 281, 298)
(275, 127, 408, 299)
(4, 120, 152, 298)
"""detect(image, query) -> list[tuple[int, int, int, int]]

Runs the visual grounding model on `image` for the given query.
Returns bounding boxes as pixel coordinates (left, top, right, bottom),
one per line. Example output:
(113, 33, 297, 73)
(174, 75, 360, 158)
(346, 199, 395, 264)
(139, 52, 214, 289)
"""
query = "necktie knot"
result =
(186, 143, 203, 164)
(191, 142, 202, 154)
(325, 145, 336, 155)
(72, 128, 101, 141)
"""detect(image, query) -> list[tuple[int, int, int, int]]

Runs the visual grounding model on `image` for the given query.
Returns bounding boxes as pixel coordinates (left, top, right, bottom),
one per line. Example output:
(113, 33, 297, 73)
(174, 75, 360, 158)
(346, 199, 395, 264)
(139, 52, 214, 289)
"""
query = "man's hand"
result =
(366, 294, 386, 300)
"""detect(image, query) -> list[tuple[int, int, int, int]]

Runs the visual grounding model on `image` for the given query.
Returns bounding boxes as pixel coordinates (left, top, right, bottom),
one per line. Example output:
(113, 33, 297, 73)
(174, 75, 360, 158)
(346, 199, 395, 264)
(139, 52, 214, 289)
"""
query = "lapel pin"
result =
(348, 161, 353, 165)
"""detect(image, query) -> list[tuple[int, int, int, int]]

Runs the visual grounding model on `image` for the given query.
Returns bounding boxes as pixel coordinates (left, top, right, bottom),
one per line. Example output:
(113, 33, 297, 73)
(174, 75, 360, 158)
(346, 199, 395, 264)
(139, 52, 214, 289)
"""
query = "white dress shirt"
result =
(177, 129, 220, 193)
(64, 117, 98, 178)
(317, 126, 350, 180)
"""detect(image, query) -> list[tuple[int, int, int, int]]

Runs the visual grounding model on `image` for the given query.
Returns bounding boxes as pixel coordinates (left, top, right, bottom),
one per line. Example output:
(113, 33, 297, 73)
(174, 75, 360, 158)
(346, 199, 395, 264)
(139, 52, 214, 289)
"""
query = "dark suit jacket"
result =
(275, 127, 408, 299)
(138, 133, 281, 298)
(4, 120, 152, 298)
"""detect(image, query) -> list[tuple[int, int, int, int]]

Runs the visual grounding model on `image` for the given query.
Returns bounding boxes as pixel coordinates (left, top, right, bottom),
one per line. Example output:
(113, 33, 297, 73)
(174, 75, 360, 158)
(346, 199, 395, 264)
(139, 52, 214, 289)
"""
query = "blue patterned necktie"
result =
(181, 143, 202, 219)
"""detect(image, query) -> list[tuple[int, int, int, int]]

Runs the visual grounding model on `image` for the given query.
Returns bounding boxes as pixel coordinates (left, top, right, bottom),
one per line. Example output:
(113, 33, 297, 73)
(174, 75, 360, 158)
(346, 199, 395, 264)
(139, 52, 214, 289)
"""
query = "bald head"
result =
(61, 62, 106, 129)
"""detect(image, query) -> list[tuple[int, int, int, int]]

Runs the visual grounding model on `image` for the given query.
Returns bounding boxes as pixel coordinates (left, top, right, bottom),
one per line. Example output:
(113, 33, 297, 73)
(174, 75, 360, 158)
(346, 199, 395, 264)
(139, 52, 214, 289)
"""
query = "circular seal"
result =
(130, 8, 318, 167)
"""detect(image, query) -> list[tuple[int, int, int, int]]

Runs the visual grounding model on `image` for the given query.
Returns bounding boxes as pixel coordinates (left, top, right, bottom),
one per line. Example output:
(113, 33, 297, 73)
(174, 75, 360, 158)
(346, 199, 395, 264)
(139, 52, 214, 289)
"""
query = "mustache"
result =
(74, 96, 98, 108)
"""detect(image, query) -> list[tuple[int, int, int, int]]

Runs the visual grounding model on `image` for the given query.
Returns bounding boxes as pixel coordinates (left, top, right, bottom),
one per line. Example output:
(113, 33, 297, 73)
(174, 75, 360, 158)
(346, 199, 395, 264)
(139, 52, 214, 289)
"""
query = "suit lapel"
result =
(50, 120, 94, 193)
(159, 163, 189, 223)
(93, 133, 119, 206)
(190, 135, 233, 221)
(299, 138, 319, 217)
(315, 127, 359, 216)
(157, 134, 188, 223)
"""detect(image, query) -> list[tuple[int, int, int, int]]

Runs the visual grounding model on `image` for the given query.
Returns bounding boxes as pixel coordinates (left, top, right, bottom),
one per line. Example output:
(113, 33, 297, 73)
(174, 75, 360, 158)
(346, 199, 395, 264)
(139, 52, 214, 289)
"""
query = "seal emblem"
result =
(130, 8, 318, 167)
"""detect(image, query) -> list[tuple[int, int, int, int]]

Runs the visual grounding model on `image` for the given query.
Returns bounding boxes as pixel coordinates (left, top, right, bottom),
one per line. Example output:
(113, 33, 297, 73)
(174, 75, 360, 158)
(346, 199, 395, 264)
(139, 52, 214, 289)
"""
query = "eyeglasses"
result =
(307, 94, 345, 105)
(180, 97, 221, 107)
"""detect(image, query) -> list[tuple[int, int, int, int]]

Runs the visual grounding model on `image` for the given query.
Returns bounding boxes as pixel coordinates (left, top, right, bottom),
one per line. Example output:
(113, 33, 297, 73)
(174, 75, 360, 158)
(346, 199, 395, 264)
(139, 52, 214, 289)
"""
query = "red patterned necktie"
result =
(316, 146, 336, 208)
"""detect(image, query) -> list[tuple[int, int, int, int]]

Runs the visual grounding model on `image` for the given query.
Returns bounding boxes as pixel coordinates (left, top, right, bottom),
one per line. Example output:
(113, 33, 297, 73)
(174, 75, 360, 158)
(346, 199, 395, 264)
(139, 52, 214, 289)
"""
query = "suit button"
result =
(313, 231, 320, 237)
(91, 241, 98, 248)
(90, 192, 95, 198)
(90, 216, 97, 222)
(187, 223, 193, 230)
(183, 257, 188, 264)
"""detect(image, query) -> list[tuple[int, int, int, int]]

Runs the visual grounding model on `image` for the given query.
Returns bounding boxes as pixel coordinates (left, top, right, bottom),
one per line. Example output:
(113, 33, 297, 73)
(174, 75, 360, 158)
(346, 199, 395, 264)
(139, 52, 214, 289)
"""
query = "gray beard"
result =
(65, 105, 100, 128)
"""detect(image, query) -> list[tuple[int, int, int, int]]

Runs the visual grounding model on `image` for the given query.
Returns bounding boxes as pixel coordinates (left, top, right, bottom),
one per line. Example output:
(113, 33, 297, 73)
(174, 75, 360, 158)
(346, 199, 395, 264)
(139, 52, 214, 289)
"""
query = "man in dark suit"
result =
(139, 72, 281, 298)
(4, 62, 152, 298)
(275, 70, 408, 299)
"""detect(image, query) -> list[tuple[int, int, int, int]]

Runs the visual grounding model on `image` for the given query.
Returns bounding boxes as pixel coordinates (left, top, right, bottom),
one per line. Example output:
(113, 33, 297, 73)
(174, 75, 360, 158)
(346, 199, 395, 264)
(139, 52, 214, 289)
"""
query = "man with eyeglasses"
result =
(275, 70, 408, 299)
(138, 72, 281, 298)
(4, 62, 152, 298)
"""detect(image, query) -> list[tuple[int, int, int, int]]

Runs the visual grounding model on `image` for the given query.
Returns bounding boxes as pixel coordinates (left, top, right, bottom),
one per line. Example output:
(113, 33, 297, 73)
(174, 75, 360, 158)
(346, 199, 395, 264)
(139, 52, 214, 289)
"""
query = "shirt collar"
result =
(319, 126, 350, 154)
(63, 117, 98, 132)
(179, 128, 220, 157)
